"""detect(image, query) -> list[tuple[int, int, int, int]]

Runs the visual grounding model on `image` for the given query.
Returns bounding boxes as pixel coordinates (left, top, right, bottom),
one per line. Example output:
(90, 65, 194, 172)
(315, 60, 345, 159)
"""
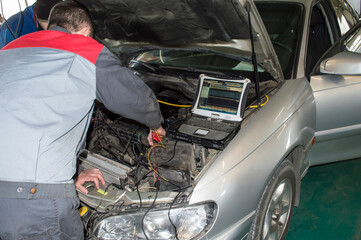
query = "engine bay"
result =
(77, 67, 280, 237)
(77, 92, 222, 237)
(78, 100, 220, 208)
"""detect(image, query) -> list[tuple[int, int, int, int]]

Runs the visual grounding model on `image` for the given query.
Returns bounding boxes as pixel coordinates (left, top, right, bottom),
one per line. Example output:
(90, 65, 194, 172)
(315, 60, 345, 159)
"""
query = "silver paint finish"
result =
(310, 58, 361, 165)
(320, 51, 361, 75)
(191, 79, 315, 239)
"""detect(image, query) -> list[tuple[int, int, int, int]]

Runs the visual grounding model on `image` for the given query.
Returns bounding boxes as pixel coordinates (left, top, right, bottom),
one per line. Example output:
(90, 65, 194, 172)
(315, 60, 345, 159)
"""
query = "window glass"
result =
(344, 27, 361, 53)
(132, 49, 274, 82)
(136, 50, 264, 73)
(329, 0, 359, 35)
(256, 2, 303, 79)
(305, 3, 334, 77)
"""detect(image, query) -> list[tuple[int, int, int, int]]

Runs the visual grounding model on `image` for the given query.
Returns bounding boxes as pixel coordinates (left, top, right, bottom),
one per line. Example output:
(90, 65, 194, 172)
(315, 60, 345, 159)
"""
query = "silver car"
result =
(75, 0, 361, 239)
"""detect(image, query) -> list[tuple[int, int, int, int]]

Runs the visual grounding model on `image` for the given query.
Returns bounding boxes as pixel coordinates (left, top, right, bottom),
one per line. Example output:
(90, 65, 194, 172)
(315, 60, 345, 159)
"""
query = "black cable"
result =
(98, 111, 128, 148)
(91, 112, 136, 168)
(96, 127, 123, 160)
(168, 191, 182, 240)
(141, 181, 160, 240)
(136, 182, 142, 209)
(14, 0, 22, 38)
(143, 141, 178, 177)
(132, 142, 138, 157)
(0, 0, 17, 39)
(167, 185, 193, 239)
(103, 182, 126, 214)
(165, 117, 187, 132)
(137, 166, 181, 189)
(135, 141, 180, 188)
(152, 142, 180, 187)
(157, 140, 178, 167)
(245, 85, 280, 111)
(85, 210, 116, 240)
(135, 152, 143, 209)
(122, 124, 139, 156)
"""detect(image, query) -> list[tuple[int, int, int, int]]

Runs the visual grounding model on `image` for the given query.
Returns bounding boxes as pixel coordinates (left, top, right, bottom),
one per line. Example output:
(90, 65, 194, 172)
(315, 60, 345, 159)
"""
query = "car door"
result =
(309, 21, 361, 166)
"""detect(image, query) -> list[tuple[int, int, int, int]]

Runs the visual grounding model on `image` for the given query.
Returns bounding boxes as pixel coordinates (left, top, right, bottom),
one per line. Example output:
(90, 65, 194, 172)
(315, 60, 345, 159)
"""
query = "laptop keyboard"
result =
(186, 116, 238, 132)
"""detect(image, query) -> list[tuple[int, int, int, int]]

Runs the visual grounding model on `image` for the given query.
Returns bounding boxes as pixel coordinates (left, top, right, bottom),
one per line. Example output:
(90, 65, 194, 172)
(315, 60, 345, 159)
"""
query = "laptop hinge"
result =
(210, 113, 221, 120)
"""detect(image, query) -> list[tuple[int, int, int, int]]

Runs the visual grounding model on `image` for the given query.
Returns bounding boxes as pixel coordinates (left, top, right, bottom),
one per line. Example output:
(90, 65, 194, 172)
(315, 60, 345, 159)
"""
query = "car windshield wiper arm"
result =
(129, 59, 158, 72)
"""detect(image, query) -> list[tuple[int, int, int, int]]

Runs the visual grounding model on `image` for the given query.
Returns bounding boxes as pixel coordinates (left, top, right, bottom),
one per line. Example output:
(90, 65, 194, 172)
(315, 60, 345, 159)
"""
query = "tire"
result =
(248, 160, 297, 240)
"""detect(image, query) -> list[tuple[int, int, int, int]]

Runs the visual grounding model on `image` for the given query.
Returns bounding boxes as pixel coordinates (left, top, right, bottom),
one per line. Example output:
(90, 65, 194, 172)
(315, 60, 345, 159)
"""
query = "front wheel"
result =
(249, 160, 297, 240)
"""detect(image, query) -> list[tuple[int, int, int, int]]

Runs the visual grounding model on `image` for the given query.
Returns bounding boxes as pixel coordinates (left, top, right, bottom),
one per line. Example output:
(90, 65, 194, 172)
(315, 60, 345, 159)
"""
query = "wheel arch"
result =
(283, 146, 305, 206)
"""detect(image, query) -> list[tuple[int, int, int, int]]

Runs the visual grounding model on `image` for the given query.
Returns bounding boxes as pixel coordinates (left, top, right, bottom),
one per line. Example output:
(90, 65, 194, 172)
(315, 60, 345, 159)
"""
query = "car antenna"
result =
(246, 2, 261, 106)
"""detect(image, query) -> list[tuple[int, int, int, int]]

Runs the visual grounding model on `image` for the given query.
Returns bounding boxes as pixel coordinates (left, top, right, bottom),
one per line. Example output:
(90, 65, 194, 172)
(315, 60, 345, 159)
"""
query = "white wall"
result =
(348, 0, 360, 14)
(1, 0, 36, 19)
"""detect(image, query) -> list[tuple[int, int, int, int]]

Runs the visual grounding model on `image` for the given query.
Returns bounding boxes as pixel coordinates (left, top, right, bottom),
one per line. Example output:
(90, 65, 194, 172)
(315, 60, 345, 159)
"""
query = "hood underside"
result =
(76, 0, 284, 82)
(76, 0, 250, 45)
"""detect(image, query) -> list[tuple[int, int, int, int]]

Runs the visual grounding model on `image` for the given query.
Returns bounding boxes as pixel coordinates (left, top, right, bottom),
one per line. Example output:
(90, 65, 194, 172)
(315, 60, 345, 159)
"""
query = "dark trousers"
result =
(0, 198, 83, 239)
(0, 181, 83, 240)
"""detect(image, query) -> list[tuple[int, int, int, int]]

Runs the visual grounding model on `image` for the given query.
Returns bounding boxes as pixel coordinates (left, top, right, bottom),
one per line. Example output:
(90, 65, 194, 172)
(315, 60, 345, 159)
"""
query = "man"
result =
(0, 0, 61, 48)
(0, 0, 165, 239)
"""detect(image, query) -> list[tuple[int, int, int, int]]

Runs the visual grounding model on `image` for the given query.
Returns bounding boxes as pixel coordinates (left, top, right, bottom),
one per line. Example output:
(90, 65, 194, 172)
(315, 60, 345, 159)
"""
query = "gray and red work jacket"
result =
(0, 26, 163, 184)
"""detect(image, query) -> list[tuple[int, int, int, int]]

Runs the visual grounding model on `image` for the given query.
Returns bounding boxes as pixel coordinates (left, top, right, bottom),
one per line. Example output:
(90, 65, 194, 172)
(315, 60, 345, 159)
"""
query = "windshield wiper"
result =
(129, 59, 158, 72)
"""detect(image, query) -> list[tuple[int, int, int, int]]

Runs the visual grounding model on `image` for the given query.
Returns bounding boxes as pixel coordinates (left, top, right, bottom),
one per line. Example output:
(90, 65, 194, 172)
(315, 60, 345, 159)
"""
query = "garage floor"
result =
(286, 158, 361, 240)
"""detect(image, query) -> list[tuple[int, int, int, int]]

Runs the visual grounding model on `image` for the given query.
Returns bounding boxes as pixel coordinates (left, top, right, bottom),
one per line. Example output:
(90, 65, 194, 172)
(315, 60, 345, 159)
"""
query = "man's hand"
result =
(75, 168, 105, 194)
(147, 126, 166, 146)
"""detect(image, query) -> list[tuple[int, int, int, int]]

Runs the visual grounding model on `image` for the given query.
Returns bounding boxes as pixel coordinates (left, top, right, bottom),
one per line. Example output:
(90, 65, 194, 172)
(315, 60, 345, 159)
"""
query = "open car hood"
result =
(76, 0, 284, 81)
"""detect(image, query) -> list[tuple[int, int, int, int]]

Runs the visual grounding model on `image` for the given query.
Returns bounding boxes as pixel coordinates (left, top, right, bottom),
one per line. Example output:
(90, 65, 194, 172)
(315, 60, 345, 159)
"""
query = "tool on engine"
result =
(152, 128, 165, 149)
(152, 131, 162, 142)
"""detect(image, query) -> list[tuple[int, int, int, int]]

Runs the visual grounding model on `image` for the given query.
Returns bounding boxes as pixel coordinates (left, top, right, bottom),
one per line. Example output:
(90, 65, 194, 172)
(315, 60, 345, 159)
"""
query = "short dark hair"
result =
(34, 0, 62, 21)
(47, 0, 93, 36)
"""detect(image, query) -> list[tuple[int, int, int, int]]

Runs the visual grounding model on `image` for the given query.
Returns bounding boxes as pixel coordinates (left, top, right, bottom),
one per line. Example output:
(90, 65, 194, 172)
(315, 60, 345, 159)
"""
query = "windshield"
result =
(135, 49, 265, 73)
(256, 2, 304, 79)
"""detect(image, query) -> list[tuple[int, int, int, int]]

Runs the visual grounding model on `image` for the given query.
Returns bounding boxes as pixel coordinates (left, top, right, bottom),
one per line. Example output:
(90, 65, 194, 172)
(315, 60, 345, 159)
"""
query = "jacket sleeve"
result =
(95, 46, 163, 129)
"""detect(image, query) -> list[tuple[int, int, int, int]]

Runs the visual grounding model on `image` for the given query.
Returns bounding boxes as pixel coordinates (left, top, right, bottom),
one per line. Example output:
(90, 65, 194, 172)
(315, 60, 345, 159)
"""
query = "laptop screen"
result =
(192, 74, 250, 121)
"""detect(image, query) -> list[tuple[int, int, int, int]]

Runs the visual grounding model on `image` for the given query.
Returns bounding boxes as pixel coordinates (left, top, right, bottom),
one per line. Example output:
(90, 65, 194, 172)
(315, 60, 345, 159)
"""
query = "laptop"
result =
(167, 74, 250, 150)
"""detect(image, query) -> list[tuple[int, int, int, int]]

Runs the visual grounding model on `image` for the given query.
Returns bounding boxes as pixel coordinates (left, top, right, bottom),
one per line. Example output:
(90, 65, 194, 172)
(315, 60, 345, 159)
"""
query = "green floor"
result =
(286, 158, 361, 240)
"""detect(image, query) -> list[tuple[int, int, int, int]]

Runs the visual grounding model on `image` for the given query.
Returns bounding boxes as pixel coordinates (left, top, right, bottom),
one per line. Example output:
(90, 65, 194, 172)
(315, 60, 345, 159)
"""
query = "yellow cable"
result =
(250, 95, 269, 109)
(147, 144, 168, 182)
(157, 100, 192, 108)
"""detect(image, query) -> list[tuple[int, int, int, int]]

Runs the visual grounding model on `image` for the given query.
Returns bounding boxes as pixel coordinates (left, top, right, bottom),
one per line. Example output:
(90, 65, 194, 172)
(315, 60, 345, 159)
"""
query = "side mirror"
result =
(320, 51, 361, 75)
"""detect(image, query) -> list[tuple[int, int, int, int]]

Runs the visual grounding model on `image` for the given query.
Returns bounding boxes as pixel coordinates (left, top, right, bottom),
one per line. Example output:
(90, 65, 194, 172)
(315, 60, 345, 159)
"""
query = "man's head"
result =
(34, 0, 62, 30)
(47, 0, 93, 37)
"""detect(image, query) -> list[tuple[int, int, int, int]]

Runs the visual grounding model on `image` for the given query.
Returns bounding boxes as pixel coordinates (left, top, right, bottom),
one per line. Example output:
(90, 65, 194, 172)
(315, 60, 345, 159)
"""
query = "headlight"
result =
(94, 202, 217, 240)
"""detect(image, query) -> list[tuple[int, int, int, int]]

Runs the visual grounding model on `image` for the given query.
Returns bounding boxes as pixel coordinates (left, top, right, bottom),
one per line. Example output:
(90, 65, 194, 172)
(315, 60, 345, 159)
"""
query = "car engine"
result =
(76, 66, 279, 238)
(77, 76, 223, 237)
(77, 105, 217, 211)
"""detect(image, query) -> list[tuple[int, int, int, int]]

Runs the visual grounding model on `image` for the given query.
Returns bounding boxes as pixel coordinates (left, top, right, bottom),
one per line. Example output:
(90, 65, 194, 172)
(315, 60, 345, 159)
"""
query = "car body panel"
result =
(312, 74, 361, 131)
(309, 22, 361, 166)
(319, 51, 361, 75)
(189, 78, 315, 239)
(256, 0, 361, 166)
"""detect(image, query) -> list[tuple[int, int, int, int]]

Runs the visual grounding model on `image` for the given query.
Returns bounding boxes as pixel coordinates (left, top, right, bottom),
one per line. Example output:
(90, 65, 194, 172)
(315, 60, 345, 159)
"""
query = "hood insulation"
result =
(76, 0, 249, 45)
